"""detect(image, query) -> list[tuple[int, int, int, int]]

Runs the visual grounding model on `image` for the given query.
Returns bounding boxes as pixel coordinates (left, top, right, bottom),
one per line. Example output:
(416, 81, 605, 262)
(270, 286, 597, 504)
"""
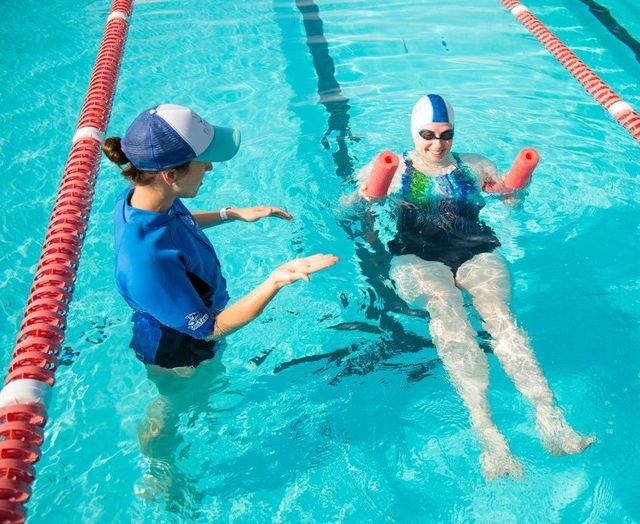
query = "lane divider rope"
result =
(501, 0, 640, 143)
(0, 1, 134, 521)
(72, 126, 105, 144)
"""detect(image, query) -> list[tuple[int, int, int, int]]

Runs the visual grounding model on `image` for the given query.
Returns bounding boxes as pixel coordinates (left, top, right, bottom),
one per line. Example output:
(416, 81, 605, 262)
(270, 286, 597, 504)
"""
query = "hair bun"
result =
(102, 136, 130, 166)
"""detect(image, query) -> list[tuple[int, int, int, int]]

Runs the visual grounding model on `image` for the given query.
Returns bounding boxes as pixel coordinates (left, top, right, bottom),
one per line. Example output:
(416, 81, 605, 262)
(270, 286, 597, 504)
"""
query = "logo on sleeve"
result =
(186, 312, 209, 331)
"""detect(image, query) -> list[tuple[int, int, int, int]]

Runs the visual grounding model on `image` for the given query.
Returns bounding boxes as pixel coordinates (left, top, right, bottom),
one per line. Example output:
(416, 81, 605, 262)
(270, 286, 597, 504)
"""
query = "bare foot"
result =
(537, 406, 596, 455)
(134, 461, 173, 501)
(480, 446, 524, 480)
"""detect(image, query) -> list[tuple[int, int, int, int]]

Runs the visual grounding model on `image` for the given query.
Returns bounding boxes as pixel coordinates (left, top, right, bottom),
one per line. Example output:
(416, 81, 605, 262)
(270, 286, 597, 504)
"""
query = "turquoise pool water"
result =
(1, 0, 639, 521)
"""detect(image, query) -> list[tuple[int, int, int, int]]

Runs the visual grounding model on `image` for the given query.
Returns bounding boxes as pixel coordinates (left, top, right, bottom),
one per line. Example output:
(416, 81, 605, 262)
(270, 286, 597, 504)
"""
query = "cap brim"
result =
(195, 126, 241, 163)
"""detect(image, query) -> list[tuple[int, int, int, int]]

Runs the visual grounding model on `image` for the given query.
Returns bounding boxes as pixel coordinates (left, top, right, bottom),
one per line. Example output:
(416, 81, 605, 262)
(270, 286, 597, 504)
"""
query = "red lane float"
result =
(0, 0, 134, 520)
(0, 406, 47, 428)
(504, 148, 539, 189)
(364, 151, 399, 198)
(0, 501, 26, 523)
(501, 0, 640, 144)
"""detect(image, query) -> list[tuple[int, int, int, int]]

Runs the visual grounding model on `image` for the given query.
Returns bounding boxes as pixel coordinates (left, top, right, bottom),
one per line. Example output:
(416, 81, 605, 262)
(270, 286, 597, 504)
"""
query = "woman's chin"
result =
(179, 189, 199, 199)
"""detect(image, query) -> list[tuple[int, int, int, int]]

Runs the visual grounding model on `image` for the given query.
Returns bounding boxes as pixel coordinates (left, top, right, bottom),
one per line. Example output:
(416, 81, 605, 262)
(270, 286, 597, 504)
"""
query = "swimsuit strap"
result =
(449, 152, 482, 197)
(451, 153, 478, 185)
(401, 151, 414, 200)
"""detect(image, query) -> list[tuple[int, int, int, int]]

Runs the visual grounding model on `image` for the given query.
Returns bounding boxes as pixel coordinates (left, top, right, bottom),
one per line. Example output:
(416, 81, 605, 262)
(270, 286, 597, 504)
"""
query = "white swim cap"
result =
(410, 94, 454, 136)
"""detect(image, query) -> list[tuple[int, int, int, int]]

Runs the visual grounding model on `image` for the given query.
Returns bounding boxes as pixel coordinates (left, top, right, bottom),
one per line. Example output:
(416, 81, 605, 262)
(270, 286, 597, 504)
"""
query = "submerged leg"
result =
(136, 371, 197, 510)
(391, 255, 522, 479)
(456, 252, 594, 455)
(135, 363, 216, 513)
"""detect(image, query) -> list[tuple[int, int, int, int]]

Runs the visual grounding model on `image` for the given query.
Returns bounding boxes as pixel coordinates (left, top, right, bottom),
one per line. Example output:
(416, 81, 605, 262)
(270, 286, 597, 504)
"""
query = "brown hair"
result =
(102, 137, 190, 185)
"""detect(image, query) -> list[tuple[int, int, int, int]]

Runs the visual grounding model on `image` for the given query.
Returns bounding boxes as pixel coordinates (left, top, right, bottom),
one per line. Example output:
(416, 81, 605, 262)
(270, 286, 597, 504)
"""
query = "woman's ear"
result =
(159, 170, 176, 185)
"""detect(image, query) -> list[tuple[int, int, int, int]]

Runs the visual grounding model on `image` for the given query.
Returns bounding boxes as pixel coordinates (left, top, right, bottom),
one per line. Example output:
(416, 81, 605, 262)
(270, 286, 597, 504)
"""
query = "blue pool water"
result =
(1, 0, 639, 521)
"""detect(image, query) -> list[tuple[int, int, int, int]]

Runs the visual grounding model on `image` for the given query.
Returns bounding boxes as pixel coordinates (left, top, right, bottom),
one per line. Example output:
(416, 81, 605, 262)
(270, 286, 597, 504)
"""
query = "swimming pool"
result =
(1, 0, 639, 520)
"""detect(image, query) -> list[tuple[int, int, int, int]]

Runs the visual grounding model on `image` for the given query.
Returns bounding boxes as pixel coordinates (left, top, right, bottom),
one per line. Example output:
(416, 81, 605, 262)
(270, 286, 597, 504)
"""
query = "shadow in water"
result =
(274, 335, 440, 386)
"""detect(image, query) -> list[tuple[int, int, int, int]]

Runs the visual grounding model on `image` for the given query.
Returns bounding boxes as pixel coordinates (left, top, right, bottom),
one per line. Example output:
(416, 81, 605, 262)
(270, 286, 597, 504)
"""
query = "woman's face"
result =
(173, 161, 213, 198)
(413, 122, 454, 162)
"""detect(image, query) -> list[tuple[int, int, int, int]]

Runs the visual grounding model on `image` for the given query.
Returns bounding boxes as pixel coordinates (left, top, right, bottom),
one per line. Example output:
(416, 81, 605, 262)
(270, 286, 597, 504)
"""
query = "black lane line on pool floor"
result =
(294, 0, 355, 174)
(576, 0, 640, 64)
(270, 0, 447, 381)
(292, 0, 430, 330)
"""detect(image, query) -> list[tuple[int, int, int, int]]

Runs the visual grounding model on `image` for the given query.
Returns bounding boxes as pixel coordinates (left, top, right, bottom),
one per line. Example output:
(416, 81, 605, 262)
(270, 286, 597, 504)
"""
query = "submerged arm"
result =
(460, 153, 524, 206)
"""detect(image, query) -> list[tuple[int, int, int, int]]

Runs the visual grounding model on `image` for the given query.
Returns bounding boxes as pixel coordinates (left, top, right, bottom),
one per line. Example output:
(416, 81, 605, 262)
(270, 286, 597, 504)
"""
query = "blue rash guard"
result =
(114, 188, 230, 367)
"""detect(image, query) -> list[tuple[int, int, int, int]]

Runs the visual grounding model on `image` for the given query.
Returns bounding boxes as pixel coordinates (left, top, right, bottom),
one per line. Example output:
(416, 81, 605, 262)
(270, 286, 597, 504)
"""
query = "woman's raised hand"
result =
(358, 184, 387, 203)
(233, 206, 293, 222)
(268, 254, 339, 288)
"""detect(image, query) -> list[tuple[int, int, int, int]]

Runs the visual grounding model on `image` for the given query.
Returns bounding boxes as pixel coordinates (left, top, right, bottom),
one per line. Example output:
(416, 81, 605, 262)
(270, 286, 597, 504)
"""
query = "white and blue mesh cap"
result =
(410, 94, 455, 136)
(121, 104, 241, 170)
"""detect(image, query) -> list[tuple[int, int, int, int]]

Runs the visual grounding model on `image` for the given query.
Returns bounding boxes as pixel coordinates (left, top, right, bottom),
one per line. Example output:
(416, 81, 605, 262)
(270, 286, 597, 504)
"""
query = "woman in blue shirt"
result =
(103, 104, 337, 369)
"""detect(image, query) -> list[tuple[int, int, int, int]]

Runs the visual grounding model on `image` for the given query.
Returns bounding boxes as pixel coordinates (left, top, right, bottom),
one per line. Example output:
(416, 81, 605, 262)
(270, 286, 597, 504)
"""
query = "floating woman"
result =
(357, 94, 594, 479)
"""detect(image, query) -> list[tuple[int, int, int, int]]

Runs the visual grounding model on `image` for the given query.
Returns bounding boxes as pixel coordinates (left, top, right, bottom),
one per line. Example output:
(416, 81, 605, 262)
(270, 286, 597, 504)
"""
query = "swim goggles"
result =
(418, 129, 454, 141)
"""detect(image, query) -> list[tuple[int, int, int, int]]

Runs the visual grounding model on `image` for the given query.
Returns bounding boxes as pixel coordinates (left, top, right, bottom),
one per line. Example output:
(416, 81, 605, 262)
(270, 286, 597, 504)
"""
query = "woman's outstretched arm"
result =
(208, 254, 338, 340)
(193, 206, 293, 228)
